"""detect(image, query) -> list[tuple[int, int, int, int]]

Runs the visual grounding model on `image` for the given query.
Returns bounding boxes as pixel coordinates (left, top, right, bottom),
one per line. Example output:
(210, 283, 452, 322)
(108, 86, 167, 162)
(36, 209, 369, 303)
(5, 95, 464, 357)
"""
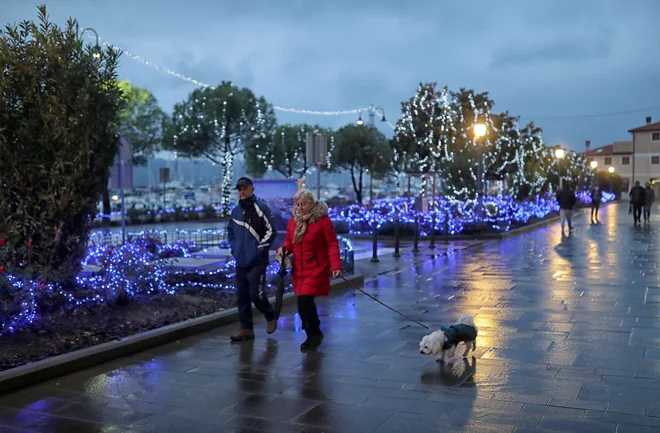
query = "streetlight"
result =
(356, 105, 387, 203)
(608, 166, 615, 193)
(77, 25, 101, 58)
(555, 148, 566, 189)
(474, 123, 487, 218)
(590, 160, 598, 169)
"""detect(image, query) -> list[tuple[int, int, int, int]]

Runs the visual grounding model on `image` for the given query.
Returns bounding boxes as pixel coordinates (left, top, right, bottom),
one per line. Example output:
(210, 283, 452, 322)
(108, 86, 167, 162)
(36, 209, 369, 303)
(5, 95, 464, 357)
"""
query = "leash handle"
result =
(340, 276, 431, 331)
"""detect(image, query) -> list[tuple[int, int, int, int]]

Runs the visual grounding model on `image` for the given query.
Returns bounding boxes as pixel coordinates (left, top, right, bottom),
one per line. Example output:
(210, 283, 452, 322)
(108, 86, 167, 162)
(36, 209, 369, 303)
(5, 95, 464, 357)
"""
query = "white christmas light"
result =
(86, 33, 374, 117)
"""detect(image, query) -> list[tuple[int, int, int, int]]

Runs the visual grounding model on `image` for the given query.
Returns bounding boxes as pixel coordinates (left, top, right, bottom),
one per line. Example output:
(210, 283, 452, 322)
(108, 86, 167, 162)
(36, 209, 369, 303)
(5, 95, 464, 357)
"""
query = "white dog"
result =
(419, 315, 478, 363)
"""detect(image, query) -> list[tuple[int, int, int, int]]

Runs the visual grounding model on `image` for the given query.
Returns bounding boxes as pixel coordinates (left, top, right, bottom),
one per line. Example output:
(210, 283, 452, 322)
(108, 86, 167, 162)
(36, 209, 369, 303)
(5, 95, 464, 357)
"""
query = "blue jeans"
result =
(644, 204, 653, 220)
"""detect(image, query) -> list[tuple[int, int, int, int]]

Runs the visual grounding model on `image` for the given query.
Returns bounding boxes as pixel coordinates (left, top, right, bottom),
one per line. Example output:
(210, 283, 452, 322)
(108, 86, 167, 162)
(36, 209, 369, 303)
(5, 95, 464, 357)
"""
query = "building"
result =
(586, 116, 660, 193)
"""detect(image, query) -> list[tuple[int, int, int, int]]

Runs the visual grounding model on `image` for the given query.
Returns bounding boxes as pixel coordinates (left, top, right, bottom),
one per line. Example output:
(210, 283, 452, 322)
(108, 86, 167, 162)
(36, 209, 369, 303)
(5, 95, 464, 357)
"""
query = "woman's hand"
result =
(332, 270, 342, 279)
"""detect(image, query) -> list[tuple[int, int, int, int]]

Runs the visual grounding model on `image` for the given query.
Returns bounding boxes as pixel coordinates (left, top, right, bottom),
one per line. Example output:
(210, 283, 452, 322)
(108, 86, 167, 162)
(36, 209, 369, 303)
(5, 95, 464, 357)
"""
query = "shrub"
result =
(0, 6, 123, 284)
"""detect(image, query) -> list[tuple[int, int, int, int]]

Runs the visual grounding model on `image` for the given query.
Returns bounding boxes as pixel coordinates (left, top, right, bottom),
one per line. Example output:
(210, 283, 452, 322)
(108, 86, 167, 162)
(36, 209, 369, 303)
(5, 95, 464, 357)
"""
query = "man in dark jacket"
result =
(629, 181, 646, 224)
(227, 177, 278, 341)
(644, 182, 655, 222)
(556, 184, 576, 235)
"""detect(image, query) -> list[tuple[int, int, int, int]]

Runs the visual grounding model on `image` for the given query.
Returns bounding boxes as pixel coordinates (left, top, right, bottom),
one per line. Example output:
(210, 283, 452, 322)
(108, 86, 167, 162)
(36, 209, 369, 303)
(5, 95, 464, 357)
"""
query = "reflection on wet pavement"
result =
(3, 203, 660, 432)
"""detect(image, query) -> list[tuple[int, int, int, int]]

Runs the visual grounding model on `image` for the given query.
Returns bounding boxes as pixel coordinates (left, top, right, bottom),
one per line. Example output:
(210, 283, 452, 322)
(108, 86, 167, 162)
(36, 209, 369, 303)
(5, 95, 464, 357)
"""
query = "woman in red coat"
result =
(276, 189, 342, 351)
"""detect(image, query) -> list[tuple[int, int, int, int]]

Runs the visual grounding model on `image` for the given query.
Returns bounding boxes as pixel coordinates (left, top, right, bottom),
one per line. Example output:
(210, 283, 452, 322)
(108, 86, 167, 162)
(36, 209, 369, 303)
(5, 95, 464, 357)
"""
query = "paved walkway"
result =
(2, 203, 660, 432)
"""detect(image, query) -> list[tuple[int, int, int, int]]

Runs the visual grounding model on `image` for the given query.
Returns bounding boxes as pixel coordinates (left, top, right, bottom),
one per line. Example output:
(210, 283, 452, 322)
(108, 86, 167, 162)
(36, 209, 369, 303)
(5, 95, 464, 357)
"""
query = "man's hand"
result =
(332, 270, 342, 279)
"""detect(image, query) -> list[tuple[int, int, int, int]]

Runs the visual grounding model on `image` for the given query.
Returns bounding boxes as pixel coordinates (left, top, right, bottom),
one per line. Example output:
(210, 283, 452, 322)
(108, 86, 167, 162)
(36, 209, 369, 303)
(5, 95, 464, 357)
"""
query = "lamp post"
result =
(357, 106, 386, 262)
(555, 148, 566, 189)
(590, 160, 598, 189)
(608, 166, 615, 193)
(473, 123, 487, 218)
(77, 26, 101, 58)
(356, 105, 387, 203)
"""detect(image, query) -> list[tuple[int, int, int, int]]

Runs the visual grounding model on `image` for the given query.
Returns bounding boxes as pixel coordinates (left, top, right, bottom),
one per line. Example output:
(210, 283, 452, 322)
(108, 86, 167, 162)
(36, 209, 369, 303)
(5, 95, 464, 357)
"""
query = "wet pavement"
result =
(3, 202, 660, 432)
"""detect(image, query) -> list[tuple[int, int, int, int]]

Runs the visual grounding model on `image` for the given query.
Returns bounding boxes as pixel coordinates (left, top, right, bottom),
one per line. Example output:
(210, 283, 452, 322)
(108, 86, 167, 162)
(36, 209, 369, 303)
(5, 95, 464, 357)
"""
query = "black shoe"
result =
(301, 331, 324, 351)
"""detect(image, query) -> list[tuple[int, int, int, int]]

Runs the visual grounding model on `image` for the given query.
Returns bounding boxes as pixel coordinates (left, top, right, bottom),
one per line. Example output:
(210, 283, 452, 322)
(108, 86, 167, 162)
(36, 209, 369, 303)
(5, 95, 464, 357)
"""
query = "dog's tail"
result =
(458, 315, 477, 331)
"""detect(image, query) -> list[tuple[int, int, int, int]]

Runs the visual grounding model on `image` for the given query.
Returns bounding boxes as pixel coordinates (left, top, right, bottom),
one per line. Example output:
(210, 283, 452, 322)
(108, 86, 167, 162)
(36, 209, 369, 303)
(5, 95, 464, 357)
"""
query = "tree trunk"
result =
(220, 132, 233, 217)
(102, 172, 111, 227)
(349, 166, 362, 204)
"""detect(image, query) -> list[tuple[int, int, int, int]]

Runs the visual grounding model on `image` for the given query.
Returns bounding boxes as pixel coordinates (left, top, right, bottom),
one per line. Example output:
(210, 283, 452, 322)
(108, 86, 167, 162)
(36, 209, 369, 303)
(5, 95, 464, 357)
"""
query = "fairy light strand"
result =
(86, 34, 371, 116)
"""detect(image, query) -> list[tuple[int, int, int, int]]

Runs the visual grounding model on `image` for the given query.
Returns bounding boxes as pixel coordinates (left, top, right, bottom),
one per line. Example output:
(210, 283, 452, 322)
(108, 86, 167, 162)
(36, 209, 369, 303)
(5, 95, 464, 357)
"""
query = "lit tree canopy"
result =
(163, 81, 276, 215)
(245, 123, 333, 179)
(392, 82, 592, 200)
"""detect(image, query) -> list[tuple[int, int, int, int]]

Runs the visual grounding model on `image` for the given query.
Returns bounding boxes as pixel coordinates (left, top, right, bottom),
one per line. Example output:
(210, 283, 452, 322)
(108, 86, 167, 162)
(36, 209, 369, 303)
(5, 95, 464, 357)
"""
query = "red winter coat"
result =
(281, 215, 342, 297)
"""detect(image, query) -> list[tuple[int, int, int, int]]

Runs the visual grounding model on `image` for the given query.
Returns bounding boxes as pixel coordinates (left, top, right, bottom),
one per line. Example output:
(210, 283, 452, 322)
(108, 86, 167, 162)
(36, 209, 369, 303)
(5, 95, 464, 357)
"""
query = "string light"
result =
(1, 233, 354, 336)
(392, 83, 599, 200)
(329, 192, 614, 235)
(85, 34, 371, 117)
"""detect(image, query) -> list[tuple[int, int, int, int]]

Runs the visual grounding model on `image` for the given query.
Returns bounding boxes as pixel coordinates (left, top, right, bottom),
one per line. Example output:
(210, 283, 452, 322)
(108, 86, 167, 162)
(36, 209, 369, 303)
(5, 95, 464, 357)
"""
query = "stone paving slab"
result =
(3, 203, 660, 432)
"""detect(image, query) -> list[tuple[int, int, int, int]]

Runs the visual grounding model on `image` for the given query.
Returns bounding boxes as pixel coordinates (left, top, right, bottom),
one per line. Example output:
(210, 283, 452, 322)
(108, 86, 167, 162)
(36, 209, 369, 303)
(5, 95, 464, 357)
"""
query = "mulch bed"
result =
(0, 284, 278, 372)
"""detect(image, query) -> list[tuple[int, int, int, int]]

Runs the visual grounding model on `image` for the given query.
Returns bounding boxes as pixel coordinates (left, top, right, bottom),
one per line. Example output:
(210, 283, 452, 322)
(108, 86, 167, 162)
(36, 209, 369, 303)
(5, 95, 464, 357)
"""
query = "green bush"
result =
(0, 6, 123, 284)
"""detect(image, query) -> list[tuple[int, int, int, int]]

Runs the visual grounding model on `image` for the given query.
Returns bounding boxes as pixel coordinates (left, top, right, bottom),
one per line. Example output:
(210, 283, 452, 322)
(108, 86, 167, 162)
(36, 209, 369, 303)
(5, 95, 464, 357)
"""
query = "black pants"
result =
(236, 264, 275, 330)
(591, 204, 599, 220)
(633, 204, 643, 222)
(297, 295, 321, 334)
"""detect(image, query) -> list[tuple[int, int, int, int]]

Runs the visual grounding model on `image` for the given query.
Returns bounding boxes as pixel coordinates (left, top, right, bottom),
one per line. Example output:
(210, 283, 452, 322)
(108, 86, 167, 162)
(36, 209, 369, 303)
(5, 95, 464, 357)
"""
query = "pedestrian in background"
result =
(644, 182, 655, 222)
(556, 183, 576, 235)
(590, 185, 602, 223)
(629, 181, 646, 225)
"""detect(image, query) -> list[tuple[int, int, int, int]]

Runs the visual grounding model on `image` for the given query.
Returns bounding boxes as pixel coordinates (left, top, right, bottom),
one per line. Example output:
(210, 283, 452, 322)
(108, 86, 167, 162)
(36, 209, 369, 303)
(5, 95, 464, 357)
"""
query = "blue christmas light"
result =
(328, 191, 615, 235)
(0, 233, 354, 336)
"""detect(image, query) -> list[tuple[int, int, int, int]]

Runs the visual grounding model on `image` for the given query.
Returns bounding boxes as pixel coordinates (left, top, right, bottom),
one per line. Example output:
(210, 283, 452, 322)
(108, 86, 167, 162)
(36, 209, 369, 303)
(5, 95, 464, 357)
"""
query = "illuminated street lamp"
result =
(590, 160, 598, 169)
(608, 166, 615, 192)
(474, 123, 487, 217)
(555, 148, 566, 188)
(77, 25, 101, 58)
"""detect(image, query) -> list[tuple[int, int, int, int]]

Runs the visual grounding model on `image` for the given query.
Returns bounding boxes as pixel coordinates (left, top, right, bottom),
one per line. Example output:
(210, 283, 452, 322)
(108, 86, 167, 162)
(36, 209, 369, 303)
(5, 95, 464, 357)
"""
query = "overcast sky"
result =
(4, 0, 660, 153)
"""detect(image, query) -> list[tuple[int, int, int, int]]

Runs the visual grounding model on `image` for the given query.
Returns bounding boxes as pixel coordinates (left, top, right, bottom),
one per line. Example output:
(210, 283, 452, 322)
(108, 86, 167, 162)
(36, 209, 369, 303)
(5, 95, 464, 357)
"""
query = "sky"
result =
(4, 0, 660, 156)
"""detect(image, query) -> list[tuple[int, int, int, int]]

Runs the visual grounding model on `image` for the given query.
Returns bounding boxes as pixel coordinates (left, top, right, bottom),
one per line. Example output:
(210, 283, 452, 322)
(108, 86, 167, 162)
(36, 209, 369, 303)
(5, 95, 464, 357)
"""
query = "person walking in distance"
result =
(644, 182, 655, 222)
(629, 181, 646, 225)
(590, 185, 602, 223)
(556, 183, 576, 235)
(227, 177, 278, 341)
(276, 189, 342, 352)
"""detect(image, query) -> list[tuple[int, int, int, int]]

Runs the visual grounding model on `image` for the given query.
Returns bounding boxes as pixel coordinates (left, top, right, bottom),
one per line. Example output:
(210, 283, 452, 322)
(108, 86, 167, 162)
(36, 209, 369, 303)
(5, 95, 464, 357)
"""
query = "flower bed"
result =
(0, 234, 354, 371)
(329, 191, 616, 236)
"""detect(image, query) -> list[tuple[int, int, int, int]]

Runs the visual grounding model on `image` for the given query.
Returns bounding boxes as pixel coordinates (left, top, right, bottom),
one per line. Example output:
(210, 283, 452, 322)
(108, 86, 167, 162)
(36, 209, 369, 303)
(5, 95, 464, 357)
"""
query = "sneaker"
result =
(230, 329, 254, 342)
(266, 320, 277, 334)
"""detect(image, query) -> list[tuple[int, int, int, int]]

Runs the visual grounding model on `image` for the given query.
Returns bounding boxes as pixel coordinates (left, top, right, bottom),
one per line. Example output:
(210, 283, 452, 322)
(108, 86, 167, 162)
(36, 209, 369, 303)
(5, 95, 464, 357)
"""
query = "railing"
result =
(90, 229, 228, 248)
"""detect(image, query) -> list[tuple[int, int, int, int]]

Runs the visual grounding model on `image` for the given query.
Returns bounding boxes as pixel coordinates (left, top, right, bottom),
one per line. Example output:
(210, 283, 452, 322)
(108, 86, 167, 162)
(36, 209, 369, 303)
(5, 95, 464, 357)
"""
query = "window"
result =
(604, 157, 612, 165)
(622, 156, 630, 165)
(652, 156, 660, 165)
(653, 132, 660, 141)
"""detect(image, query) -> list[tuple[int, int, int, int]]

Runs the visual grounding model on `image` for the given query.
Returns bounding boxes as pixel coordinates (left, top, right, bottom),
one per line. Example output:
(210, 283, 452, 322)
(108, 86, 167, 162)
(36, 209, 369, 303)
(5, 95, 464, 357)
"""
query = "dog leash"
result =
(340, 276, 432, 331)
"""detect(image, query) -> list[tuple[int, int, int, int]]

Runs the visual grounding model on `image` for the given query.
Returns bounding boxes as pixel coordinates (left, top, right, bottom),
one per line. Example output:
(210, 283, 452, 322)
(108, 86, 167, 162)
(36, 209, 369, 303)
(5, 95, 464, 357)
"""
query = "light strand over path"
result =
(86, 33, 374, 117)
(85, 33, 660, 124)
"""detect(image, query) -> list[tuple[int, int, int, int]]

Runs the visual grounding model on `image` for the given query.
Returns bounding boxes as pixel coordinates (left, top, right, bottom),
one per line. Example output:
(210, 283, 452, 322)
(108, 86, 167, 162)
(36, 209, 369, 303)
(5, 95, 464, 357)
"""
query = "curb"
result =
(0, 273, 364, 396)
